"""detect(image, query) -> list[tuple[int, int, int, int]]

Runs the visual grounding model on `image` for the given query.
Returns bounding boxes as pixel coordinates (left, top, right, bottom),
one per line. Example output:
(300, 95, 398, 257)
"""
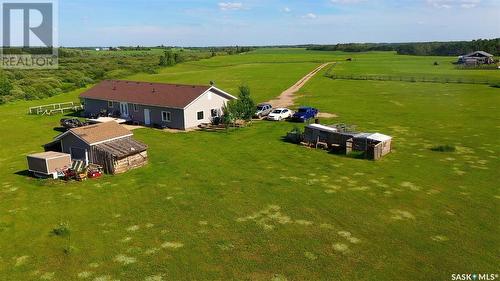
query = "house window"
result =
(211, 109, 218, 117)
(162, 111, 171, 122)
(197, 111, 204, 120)
(108, 101, 113, 108)
(133, 104, 138, 112)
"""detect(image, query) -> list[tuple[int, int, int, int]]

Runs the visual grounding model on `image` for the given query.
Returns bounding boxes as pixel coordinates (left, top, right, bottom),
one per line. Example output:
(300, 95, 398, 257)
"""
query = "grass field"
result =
(0, 49, 498, 281)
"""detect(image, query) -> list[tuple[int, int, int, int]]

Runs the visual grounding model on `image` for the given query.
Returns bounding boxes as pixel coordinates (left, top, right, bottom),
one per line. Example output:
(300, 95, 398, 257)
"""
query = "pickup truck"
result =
(291, 106, 318, 122)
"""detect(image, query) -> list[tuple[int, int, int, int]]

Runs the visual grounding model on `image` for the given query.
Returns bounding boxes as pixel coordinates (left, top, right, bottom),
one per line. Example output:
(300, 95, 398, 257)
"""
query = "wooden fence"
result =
(28, 102, 83, 115)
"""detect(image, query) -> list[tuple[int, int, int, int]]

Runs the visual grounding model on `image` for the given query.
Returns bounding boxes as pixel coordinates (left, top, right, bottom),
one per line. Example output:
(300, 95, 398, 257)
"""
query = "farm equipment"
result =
(62, 168, 77, 181)
(87, 164, 103, 179)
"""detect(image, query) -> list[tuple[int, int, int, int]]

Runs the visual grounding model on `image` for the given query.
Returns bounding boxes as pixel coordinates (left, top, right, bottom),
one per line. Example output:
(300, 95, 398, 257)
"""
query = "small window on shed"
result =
(133, 104, 138, 112)
(108, 101, 113, 108)
(162, 111, 171, 122)
(197, 111, 204, 120)
(211, 109, 218, 117)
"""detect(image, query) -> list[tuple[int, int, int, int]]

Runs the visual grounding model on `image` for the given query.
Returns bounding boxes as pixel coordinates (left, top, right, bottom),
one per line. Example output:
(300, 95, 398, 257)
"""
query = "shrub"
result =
(0, 76, 13, 96)
(52, 222, 70, 237)
(431, 144, 456, 152)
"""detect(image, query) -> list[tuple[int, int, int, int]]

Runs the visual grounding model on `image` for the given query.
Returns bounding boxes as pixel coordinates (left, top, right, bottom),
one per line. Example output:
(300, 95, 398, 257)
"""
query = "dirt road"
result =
(266, 62, 333, 108)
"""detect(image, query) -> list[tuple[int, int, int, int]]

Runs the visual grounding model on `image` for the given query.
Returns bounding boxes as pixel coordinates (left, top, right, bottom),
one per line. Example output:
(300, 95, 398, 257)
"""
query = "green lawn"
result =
(329, 51, 500, 82)
(0, 49, 498, 281)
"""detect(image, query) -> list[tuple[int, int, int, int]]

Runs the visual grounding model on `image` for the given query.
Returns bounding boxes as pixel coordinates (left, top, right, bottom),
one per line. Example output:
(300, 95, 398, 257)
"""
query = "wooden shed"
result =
(90, 137, 148, 174)
(47, 121, 148, 174)
(304, 124, 338, 145)
(302, 123, 392, 160)
(365, 133, 392, 160)
(27, 151, 72, 178)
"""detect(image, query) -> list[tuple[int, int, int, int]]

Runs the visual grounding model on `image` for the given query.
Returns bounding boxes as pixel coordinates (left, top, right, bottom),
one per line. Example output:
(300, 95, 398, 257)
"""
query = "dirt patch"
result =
(113, 254, 137, 265)
(161, 242, 184, 249)
(317, 112, 338, 118)
(266, 63, 333, 108)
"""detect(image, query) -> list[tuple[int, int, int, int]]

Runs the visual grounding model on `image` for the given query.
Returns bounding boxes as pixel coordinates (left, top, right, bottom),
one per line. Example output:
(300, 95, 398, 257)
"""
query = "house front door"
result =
(120, 102, 129, 118)
(144, 109, 151, 125)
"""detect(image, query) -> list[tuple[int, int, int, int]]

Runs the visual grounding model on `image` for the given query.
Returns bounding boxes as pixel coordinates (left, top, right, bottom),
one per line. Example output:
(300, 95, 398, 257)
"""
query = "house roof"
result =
(464, 51, 494, 58)
(55, 121, 132, 145)
(80, 80, 235, 109)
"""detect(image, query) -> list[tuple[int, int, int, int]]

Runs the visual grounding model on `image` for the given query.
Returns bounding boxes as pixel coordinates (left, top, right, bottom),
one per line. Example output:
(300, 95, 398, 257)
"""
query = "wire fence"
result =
(324, 72, 498, 85)
(322, 62, 499, 85)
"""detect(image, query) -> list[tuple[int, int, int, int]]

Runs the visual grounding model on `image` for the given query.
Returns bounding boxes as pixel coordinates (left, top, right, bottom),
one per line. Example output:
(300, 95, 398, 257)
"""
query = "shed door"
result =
(70, 147, 87, 163)
(144, 109, 151, 125)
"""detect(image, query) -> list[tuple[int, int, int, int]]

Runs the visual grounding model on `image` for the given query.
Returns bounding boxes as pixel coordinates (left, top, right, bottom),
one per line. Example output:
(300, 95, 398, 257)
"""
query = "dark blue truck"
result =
(291, 106, 319, 122)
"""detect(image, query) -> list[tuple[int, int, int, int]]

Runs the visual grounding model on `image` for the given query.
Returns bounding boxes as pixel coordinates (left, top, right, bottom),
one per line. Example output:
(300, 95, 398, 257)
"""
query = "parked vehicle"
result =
(291, 107, 319, 122)
(267, 108, 293, 121)
(254, 103, 273, 119)
(60, 118, 89, 130)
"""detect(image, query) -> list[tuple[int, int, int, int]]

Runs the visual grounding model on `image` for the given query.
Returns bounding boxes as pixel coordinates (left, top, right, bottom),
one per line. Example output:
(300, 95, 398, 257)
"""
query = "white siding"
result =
(183, 90, 231, 129)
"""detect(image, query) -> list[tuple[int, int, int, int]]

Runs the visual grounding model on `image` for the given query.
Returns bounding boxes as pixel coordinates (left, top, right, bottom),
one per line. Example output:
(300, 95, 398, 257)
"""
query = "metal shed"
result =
(27, 151, 72, 178)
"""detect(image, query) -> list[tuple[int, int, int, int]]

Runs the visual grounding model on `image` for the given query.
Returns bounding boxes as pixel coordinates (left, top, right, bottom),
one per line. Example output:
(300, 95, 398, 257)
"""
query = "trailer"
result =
(27, 151, 72, 178)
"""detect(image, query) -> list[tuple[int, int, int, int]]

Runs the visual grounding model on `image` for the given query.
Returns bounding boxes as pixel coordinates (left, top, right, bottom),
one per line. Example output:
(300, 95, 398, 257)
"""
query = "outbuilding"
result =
(458, 51, 495, 65)
(45, 121, 148, 174)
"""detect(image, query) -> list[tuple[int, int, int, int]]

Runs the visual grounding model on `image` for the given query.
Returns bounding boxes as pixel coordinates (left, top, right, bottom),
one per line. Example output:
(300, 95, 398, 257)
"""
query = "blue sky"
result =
(58, 0, 500, 46)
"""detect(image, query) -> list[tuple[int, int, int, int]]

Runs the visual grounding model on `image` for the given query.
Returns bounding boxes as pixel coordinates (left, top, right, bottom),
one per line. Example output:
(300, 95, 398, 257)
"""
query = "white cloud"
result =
(426, 0, 481, 9)
(302, 13, 317, 19)
(218, 2, 244, 11)
(282, 7, 291, 13)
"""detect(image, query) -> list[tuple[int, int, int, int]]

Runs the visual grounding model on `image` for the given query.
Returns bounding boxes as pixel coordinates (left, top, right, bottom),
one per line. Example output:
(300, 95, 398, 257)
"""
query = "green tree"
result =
(221, 100, 238, 128)
(0, 76, 13, 96)
(174, 52, 183, 64)
(166, 50, 175, 66)
(159, 54, 167, 66)
(235, 85, 255, 121)
(159, 50, 176, 66)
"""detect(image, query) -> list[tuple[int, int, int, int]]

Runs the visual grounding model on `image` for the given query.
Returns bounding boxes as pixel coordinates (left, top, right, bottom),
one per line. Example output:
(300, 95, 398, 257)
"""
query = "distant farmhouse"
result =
(458, 51, 495, 66)
(80, 80, 237, 130)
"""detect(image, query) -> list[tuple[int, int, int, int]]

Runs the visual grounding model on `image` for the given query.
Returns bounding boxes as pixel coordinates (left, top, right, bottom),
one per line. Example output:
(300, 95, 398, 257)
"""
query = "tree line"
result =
(0, 46, 252, 104)
(306, 38, 499, 56)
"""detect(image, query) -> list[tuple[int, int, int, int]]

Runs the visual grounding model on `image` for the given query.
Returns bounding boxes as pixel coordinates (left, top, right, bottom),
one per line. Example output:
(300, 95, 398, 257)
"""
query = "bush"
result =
(0, 76, 13, 96)
(431, 144, 456, 152)
(52, 222, 70, 237)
